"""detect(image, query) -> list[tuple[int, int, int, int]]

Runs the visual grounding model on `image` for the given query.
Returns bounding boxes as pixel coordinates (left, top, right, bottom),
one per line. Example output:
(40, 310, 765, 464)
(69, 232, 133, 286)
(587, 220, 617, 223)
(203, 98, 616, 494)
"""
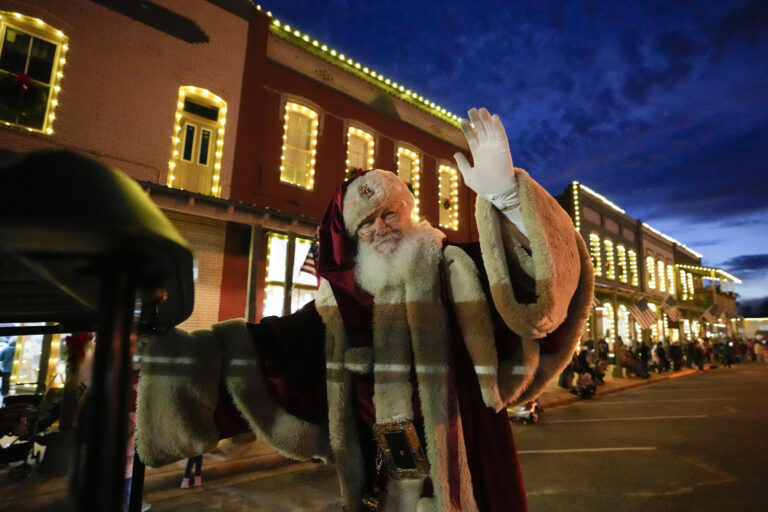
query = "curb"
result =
(539, 368, 699, 410)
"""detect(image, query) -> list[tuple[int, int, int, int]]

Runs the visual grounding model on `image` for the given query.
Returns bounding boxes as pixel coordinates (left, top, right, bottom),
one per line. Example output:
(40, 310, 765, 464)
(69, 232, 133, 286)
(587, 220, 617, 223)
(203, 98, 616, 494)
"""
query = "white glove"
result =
(454, 108, 528, 238)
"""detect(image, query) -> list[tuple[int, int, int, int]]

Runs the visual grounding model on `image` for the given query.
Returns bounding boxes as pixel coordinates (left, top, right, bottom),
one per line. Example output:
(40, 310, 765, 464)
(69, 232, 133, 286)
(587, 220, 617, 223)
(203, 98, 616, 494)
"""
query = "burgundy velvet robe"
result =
(214, 241, 571, 511)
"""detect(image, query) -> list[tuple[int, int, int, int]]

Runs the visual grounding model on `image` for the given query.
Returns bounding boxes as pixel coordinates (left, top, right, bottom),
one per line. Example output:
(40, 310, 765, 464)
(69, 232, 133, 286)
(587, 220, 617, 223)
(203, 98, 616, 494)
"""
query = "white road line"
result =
(594, 398, 729, 404)
(518, 447, 657, 454)
(545, 414, 708, 423)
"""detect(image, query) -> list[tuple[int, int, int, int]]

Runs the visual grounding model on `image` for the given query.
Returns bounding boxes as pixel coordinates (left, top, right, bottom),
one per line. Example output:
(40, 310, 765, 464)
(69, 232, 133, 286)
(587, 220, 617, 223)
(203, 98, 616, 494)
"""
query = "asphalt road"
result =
(147, 364, 768, 511)
(517, 363, 768, 512)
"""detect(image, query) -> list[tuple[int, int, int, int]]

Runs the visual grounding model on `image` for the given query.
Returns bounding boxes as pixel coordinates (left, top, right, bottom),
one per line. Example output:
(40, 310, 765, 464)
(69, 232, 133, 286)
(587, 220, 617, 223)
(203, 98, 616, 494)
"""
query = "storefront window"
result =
(617, 304, 630, 343)
(601, 302, 614, 345)
(263, 233, 318, 318)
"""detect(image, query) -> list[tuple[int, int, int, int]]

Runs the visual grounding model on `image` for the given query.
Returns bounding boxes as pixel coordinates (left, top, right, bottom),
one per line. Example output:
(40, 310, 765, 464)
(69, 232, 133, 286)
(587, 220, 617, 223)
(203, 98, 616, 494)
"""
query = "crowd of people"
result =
(559, 335, 767, 397)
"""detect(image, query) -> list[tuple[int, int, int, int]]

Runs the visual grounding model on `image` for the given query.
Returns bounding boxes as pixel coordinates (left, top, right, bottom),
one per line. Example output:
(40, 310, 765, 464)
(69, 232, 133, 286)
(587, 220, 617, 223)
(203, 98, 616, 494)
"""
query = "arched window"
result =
(589, 233, 602, 276)
(438, 164, 459, 230)
(397, 146, 420, 216)
(680, 269, 688, 299)
(168, 86, 227, 196)
(646, 255, 656, 289)
(0, 11, 68, 133)
(628, 249, 639, 286)
(346, 126, 374, 171)
(604, 239, 615, 279)
(666, 264, 676, 296)
(617, 245, 628, 283)
(280, 101, 319, 189)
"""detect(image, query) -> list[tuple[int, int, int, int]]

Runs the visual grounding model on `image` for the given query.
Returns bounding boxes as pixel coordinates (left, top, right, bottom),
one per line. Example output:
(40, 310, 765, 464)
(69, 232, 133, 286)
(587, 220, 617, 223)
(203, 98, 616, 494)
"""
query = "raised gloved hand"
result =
(454, 108, 528, 238)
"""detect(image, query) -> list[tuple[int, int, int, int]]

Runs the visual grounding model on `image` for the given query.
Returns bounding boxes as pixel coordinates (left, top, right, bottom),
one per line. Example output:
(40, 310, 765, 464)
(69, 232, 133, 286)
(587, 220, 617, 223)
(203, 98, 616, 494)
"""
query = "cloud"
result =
(719, 254, 768, 277)
(713, 0, 768, 50)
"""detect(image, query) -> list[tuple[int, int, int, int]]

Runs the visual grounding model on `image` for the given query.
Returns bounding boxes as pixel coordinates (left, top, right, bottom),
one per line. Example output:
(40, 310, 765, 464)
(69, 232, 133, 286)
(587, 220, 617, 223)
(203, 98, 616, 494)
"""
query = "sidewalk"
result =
(537, 366, 699, 409)
(146, 367, 702, 498)
(0, 367, 702, 510)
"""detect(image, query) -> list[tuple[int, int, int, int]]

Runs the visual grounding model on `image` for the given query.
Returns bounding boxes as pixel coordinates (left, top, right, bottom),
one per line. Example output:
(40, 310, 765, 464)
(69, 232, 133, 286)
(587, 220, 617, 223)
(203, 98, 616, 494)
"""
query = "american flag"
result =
(628, 298, 657, 330)
(299, 234, 319, 285)
(660, 295, 682, 322)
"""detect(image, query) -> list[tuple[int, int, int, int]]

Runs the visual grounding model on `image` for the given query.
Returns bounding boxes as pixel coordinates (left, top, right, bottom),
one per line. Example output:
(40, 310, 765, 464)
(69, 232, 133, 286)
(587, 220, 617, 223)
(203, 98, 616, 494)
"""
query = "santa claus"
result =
(136, 108, 594, 511)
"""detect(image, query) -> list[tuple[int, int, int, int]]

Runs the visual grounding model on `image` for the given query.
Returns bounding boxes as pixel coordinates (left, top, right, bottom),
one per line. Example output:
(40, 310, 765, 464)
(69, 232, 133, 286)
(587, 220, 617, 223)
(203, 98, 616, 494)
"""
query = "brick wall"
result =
(163, 210, 226, 332)
(0, 0, 248, 197)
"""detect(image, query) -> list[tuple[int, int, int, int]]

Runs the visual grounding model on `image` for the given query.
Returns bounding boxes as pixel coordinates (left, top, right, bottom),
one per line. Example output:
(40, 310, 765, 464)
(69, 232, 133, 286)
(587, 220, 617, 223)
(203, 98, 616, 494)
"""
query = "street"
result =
(517, 364, 768, 511)
(139, 363, 768, 511)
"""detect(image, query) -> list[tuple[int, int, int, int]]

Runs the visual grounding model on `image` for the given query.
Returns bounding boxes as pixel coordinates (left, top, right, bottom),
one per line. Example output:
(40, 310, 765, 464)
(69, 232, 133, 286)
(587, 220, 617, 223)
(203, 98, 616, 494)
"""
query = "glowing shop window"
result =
(280, 102, 318, 189)
(263, 233, 288, 317)
(617, 245, 628, 283)
(666, 265, 676, 296)
(628, 250, 639, 287)
(657, 260, 666, 292)
(0, 12, 68, 134)
(604, 239, 615, 280)
(15, 333, 43, 384)
(291, 237, 318, 312)
(346, 127, 374, 171)
(646, 256, 656, 289)
(263, 233, 319, 318)
(397, 146, 420, 216)
(438, 164, 459, 230)
(618, 304, 630, 342)
(589, 234, 602, 276)
(602, 302, 615, 344)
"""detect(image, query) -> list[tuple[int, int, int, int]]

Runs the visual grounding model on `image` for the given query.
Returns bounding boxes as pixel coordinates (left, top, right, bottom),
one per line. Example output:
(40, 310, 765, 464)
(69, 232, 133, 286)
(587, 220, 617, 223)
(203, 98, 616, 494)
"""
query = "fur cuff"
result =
(476, 168, 581, 339)
(136, 328, 223, 467)
(215, 319, 331, 463)
(513, 232, 594, 404)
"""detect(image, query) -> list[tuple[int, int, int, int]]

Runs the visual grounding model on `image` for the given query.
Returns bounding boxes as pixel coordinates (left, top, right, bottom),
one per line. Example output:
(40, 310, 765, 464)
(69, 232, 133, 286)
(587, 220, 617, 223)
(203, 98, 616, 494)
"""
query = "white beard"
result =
(354, 220, 445, 294)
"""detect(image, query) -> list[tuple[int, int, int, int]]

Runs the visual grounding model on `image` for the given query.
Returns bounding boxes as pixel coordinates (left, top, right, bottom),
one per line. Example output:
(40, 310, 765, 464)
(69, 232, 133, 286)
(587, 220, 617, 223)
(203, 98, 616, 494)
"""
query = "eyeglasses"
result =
(357, 207, 402, 240)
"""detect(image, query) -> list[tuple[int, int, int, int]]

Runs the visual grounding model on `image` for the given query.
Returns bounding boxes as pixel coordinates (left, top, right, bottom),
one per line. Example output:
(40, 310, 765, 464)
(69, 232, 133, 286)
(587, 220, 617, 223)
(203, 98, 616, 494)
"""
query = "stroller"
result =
(576, 372, 596, 399)
(0, 394, 61, 481)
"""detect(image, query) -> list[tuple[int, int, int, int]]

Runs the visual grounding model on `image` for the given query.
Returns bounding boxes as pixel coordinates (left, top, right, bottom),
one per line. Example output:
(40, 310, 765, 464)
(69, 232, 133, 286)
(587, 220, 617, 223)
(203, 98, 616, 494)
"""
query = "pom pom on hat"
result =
(342, 169, 414, 236)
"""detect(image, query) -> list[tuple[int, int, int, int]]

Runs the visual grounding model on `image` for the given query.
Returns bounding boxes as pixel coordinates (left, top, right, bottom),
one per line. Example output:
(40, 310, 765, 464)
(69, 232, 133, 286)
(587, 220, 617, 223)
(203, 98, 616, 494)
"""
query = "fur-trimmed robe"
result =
(136, 169, 594, 511)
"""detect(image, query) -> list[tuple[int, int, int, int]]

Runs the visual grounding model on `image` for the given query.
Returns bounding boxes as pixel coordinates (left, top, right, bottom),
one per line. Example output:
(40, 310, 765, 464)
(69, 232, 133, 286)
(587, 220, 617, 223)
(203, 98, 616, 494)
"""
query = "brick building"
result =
(0, 1, 472, 390)
(557, 182, 741, 359)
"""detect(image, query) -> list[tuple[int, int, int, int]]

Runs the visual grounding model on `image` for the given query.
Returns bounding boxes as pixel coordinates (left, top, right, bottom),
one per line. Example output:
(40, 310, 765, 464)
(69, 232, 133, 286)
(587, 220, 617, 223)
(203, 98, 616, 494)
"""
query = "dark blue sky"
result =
(264, 0, 768, 301)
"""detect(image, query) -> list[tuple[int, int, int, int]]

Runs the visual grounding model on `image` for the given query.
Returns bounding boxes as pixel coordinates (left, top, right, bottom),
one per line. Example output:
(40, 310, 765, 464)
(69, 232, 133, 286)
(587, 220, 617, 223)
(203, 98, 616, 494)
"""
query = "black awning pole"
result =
(70, 255, 136, 511)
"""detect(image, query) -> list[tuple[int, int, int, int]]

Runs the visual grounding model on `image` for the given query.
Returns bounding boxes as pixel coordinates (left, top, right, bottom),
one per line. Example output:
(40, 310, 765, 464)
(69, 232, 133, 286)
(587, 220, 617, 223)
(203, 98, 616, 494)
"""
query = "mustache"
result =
(371, 231, 402, 247)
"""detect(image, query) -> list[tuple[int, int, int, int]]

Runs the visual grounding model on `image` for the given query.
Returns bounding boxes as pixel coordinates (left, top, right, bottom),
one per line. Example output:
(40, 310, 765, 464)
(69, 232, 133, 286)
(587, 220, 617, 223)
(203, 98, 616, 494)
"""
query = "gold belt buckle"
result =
(372, 419, 430, 479)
